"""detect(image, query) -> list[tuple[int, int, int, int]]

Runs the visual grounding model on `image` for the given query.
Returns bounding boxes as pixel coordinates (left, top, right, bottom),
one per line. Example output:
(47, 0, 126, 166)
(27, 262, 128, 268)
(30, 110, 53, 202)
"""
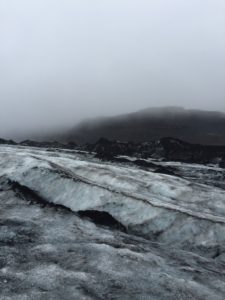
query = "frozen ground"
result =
(0, 145, 225, 299)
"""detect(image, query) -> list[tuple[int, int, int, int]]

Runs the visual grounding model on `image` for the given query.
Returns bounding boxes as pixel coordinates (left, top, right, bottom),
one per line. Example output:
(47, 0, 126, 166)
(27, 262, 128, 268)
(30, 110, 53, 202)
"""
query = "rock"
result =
(19, 140, 77, 149)
(0, 138, 17, 145)
(86, 137, 225, 165)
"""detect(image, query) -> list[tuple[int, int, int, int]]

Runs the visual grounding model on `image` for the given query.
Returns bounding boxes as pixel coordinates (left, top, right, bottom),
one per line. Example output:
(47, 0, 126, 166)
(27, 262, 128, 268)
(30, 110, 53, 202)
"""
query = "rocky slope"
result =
(83, 137, 225, 165)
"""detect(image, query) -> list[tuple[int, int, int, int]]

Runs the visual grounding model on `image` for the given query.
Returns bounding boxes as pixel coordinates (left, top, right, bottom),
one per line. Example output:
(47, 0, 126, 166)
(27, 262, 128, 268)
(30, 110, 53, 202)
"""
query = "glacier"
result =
(0, 144, 225, 299)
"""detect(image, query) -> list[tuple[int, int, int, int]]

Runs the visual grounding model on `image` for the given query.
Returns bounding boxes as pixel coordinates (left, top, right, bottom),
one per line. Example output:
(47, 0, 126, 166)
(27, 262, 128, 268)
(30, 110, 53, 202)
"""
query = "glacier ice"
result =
(0, 145, 225, 299)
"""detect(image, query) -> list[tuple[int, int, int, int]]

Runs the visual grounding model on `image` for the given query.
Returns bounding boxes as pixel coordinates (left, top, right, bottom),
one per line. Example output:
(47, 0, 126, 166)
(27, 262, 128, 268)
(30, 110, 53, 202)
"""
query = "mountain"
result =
(64, 107, 225, 145)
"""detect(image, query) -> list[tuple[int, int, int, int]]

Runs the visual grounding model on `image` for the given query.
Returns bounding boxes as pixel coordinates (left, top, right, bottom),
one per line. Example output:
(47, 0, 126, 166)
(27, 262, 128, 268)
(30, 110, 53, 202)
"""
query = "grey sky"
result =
(0, 0, 225, 137)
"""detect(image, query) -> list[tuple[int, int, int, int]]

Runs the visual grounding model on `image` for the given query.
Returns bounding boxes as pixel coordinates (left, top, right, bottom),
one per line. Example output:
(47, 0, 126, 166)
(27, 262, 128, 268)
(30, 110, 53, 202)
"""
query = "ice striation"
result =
(0, 145, 225, 299)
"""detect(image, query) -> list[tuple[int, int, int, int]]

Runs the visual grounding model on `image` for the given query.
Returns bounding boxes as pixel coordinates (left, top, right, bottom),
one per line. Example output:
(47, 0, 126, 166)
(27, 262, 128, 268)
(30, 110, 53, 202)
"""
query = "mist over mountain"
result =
(63, 107, 225, 145)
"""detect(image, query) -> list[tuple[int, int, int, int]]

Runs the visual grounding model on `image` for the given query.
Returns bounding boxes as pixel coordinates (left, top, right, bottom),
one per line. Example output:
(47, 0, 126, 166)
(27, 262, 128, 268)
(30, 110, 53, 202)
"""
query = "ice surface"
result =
(1, 145, 225, 248)
(1, 145, 225, 299)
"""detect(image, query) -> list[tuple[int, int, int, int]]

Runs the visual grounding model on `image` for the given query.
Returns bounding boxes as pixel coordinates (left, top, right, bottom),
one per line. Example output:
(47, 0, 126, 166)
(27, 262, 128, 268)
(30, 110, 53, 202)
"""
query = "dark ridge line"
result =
(9, 179, 72, 212)
(7, 179, 127, 233)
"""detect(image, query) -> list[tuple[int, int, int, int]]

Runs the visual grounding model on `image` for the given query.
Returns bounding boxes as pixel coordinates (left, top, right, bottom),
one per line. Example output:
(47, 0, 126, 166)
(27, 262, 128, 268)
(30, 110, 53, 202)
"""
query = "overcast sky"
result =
(0, 0, 225, 138)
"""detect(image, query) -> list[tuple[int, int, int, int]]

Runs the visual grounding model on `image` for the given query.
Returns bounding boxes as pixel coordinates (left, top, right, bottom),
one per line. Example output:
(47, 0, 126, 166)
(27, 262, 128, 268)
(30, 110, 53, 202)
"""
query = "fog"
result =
(1, 0, 225, 138)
